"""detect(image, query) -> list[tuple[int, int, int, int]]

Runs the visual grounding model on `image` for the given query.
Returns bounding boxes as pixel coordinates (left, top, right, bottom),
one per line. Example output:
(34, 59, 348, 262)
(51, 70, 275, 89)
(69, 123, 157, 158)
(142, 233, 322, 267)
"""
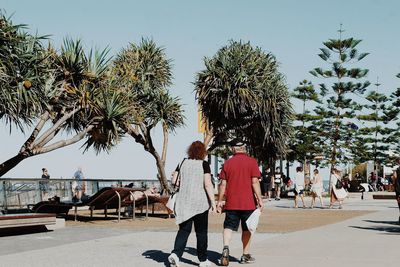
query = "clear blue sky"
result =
(1, 0, 400, 179)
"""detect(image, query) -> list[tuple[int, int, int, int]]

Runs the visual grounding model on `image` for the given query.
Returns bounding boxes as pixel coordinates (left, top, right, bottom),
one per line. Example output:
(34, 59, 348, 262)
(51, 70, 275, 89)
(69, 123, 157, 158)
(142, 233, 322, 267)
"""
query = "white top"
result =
(174, 159, 210, 225)
(294, 171, 305, 187)
(312, 173, 323, 187)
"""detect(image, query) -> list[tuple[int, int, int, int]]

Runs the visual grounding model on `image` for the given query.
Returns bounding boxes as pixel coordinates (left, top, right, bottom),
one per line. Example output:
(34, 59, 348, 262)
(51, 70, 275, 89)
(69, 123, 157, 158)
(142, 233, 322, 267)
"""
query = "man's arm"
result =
(217, 179, 227, 213)
(252, 177, 264, 211)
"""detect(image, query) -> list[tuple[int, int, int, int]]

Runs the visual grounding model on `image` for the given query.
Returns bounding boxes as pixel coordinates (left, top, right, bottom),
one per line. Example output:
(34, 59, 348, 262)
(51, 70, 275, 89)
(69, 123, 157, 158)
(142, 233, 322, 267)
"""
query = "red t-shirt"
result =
(219, 153, 261, 210)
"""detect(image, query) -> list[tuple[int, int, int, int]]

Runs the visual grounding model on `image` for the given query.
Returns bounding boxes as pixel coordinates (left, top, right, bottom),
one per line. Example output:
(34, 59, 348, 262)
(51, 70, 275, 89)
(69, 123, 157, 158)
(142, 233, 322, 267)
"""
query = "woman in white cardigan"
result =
(168, 141, 216, 267)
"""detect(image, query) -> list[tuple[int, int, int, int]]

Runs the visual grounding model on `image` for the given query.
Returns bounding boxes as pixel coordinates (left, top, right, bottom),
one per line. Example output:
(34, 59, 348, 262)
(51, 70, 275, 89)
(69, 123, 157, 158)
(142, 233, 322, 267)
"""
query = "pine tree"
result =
(387, 73, 400, 162)
(357, 78, 396, 179)
(290, 80, 323, 175)
(310, 25, 370, 181)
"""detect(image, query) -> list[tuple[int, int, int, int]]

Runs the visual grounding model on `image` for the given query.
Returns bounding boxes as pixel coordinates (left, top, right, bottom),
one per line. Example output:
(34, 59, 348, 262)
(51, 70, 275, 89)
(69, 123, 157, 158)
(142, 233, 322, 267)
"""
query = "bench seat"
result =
(0, 213, 56, 229)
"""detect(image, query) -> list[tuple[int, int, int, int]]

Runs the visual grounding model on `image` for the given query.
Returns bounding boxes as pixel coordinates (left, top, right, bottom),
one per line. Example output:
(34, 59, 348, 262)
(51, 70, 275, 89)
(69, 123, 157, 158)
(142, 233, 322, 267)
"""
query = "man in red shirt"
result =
(217, 140, 264, 265)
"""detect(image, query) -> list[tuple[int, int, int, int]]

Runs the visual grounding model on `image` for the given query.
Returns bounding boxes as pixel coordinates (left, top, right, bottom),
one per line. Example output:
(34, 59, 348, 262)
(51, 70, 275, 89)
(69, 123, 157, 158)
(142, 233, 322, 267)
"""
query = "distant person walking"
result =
(39, 168, 50, 200)
(293, 166, 307, 208)
(217, 140, 264, 266)
(329, 168, 347, 209)
(168, 141, 216, 267)
(395, 159, 400, 224)
(310, 169, 324, 208)
(273, 167, 283, 200)
(72, 167, 86, 202)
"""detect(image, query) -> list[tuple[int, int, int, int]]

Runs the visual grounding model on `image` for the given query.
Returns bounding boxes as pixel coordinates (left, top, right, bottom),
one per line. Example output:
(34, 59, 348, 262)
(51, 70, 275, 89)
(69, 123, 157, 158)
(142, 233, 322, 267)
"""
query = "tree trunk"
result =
(0, 153, 28, 177)
(124, 123, 172, 194)
(153, 153, 170, 194)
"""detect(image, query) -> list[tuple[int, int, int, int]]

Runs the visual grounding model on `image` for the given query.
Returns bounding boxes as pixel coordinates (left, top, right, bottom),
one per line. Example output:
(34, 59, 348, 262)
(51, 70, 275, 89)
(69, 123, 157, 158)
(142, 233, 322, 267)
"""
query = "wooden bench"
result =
(372, 194, 396, 200)
(0, 213, 56, 229)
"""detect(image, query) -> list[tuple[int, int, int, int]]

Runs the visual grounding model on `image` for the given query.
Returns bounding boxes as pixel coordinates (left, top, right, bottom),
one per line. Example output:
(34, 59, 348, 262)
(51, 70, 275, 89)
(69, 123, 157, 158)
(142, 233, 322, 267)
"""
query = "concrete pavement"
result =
(0, 198, 398, 267)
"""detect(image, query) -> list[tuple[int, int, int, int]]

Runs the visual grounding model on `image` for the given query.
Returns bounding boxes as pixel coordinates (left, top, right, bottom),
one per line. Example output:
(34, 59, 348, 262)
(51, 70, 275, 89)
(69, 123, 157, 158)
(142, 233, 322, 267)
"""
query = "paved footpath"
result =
(0, 198, 398, 267)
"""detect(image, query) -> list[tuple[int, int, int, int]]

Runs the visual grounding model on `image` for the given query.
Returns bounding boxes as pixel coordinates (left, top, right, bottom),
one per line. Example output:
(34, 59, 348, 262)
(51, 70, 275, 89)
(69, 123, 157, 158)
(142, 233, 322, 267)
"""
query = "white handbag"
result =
(166, 158, 186, 213)
(166, 193, 177, 211)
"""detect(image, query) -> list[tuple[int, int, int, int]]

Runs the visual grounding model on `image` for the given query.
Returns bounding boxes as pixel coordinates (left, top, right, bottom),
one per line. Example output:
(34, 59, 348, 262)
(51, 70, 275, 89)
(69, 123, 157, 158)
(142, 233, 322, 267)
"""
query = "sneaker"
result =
(220, 247, 229, 266)
(199, 259, 212, 266)
(275, 198, 280, 201)
(168, 253, 180, 267)
(239, 254, 255, 264)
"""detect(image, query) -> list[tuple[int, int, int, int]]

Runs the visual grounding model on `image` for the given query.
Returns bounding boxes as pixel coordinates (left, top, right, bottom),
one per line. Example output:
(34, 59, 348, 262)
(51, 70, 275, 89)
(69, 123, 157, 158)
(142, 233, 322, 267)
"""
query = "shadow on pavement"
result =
(0, 225, 51, 237)
(142, 247, 239, 266)
(349, 219, 400, 235)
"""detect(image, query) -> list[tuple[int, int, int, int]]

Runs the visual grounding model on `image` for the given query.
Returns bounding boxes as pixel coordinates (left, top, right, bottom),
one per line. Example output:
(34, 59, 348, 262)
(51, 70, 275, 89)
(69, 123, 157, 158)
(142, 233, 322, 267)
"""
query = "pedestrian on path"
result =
(216, 140, 264, 266)
(310, 169, 324, 208)
(168, 141, 216, 267)
(294, 166, 307, 208)
(329, 168, 347, 209)
(273, 167, 283, 200)
(40, 168, 50, 201)
(394, 159, 400, 224)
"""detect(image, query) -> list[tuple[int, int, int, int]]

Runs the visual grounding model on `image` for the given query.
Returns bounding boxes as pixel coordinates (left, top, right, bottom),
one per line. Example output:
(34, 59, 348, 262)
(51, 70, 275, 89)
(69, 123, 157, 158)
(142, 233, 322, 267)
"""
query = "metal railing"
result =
(0, 178, 161, 213)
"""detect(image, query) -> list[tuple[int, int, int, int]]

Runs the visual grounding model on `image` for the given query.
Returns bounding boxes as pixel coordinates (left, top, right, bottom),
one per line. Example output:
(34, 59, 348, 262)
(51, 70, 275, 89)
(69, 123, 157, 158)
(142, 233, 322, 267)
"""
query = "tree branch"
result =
(161, 124, 168, 166)
(37, 125, 94, 154)
(33, 107, 81, 147)
(19, 111, 50, 153)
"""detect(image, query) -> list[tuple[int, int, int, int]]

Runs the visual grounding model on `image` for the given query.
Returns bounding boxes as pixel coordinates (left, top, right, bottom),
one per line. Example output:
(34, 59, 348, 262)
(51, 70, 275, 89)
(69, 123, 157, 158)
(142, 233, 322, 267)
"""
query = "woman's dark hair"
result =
(187, 141, 207, 160)
(313, 169, 319, 174)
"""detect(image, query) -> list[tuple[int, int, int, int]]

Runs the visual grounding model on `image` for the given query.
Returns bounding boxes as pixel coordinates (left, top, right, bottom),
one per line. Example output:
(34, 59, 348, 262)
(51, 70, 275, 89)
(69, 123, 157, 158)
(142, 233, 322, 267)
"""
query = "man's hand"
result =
(216, 201, 224, 213)
(258, 198, 264, 211)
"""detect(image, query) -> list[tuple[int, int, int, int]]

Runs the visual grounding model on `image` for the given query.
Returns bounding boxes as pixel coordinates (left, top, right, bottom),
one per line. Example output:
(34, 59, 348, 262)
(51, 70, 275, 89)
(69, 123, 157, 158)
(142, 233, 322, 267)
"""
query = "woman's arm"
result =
(204, 173, 216, 212)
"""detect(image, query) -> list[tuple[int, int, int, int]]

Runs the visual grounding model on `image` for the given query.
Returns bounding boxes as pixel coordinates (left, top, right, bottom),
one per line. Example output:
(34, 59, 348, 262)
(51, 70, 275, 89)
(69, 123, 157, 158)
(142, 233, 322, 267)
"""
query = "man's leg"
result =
(241, 230, 252, 254)
(223, 228, 233, 247)
(221, 211, 239, 266)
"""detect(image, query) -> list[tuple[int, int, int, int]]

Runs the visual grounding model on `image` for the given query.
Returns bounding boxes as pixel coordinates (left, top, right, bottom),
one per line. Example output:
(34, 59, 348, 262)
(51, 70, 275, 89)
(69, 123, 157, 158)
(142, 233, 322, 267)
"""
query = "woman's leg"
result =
(276, 186, 281, 199)
(319, 195, 324, 207)
(172, 218, 193, 258)
(300, 194, 306, 207)
(193, 210, 209, 262)
(310, 195, 315, 208)
(329, 190, 335, 207)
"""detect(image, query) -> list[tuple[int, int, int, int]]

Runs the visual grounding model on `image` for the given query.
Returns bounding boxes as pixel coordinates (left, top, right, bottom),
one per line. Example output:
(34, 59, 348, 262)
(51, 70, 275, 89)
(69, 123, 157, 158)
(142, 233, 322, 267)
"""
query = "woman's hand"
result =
(210, 202, 217, 213)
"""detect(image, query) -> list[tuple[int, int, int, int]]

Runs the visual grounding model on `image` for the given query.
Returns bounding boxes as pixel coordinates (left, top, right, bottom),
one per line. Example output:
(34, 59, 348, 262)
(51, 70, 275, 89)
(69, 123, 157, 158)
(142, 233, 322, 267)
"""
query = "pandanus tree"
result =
(194, 40, 293, 163)
(0, 13, 122, 176)
(112, 39, 185, 193)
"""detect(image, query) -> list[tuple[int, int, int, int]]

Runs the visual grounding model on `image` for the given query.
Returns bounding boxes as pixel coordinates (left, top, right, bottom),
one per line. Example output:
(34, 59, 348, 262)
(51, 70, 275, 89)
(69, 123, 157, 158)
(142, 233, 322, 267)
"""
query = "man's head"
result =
(231, 139, 246, 154)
